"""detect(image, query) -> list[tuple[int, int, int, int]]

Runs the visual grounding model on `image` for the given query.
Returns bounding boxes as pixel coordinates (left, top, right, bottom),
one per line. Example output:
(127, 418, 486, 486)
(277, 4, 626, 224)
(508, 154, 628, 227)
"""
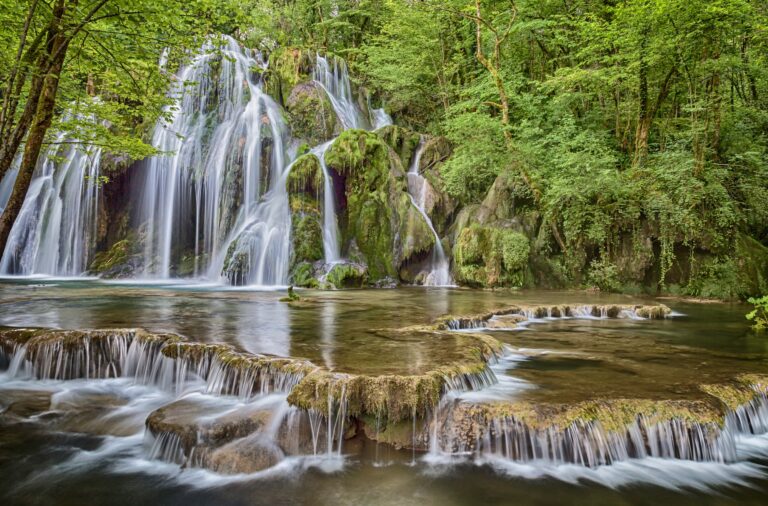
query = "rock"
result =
(452, 224, 530, 288)
(324, 130, 413, 282)
(209, 435, 284, 474)
(324, 262, 368, 289)
(486, 314, 527, 329)
(145, 399, 274, 453)
(0, 388, 53, 418)
(287, 154, 325, 285)
(286, 82, 341, 145)
(263, 48, 314, 106)
(635, 304, 672, 319)
(376, 125, 421, 169)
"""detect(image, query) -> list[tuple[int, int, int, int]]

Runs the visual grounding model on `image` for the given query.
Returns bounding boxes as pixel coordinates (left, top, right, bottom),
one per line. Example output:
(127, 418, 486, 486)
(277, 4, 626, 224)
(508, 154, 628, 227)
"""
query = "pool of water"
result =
(1, 278, 767, 505)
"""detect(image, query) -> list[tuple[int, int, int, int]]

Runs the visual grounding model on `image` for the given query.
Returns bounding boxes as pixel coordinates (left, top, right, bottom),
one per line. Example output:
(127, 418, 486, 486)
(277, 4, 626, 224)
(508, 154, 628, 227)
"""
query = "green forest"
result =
(0, 0, 766, 302)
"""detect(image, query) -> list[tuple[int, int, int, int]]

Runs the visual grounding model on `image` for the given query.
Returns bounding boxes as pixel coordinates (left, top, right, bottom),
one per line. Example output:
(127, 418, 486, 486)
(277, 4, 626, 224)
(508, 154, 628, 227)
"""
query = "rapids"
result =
(1, 280, 768, 505)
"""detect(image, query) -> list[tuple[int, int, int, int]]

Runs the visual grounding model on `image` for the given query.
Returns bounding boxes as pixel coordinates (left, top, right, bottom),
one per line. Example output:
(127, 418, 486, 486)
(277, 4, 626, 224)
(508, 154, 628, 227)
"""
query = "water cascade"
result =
(307, 54, 391, 266)
(0, 131, 102, 276)
(406, 140, 452, 286)
(313, 55, 367, 130)
(0, 159, 19, 214)
(138, 36, 289, 285)
(310, 141, 341, 263)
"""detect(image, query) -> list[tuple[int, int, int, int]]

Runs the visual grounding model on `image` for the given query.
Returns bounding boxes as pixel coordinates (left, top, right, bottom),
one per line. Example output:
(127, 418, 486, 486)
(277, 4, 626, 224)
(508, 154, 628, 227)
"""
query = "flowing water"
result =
(406, 139, 452, 286)
(310, 141, 342, 263)
(0, 39, 767, 505)
(137, 36, 290, 285)
(1, 279, 768, 504)
(0, 130, 102, 277)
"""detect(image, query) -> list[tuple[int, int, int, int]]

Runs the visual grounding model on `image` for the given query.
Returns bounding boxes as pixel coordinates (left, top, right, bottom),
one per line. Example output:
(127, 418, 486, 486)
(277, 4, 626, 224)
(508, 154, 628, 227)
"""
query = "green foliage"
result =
(747, 297, 768, 331)
(453, 224, 530, 288)
(587, 258, 621, 293)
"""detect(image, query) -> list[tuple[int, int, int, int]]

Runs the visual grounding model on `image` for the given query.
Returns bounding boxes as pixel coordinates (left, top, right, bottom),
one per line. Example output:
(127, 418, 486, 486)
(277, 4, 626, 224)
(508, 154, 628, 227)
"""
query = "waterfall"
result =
(370, 106, 393, 130)
(0, 159, 19, 214)
(310, 141, 341, 263)
(307, 54, 391, 266)
(406, 140, 452, 286)
(313, 55, 367, 130)
(138, 36, 289, 285)
(0, 130, 102, 277)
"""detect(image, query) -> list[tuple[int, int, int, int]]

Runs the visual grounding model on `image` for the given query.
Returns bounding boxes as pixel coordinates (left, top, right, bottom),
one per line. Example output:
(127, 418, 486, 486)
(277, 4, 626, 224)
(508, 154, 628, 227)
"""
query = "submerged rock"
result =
(209, 435, 284, 474)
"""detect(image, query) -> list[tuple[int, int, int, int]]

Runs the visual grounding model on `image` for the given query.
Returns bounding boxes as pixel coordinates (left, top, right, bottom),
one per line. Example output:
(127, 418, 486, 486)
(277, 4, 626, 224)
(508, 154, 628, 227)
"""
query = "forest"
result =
(0, 0, 766, 301)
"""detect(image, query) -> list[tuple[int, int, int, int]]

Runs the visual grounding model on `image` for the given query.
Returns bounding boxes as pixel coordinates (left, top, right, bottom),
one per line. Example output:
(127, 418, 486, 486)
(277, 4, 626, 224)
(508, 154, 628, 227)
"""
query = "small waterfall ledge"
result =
(2, 308, 767, 474)
(436, 303, 674, 331)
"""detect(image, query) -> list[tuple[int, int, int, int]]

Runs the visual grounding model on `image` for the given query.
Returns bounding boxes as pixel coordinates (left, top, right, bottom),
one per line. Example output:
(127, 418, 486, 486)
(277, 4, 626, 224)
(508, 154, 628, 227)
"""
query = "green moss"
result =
(325, 130, 403, 280)
(287, 154, 323, 196)
(263, 47, 313, 105)
(291, 262, 319, 288)
(287, 155, 325, 280)
(89, 239, 131, 273)
(325, 262, 368, 289)
(286, 82, 339, 145)
(683, 234, 768, 300)
(375, 125, 421, 169)
(453, 225, 530, 287)
(399, 193, 435, 261)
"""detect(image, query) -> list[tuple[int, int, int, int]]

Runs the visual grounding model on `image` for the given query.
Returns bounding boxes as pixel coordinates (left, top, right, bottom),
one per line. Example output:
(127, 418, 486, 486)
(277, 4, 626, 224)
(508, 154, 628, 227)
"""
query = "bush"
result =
(747, 296, 768, 331)
(587, 258, 621, 292)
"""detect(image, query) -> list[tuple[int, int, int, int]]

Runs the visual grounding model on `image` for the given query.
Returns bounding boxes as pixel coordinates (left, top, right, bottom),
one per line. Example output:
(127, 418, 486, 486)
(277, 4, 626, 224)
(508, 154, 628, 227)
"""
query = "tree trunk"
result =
(0, 0, 69, 254)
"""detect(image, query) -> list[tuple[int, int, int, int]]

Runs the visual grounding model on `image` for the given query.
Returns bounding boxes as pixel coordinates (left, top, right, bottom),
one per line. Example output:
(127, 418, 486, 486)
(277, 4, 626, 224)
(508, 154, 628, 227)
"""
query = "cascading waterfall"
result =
(306, 53, 391, 266)
(0, 130, 102, 277)
(310, 141, 341, 263)
(406, 139, 452, 286)
(138, 35, 289, 285)
(0, 159, 19, 214)
(313, 55, 367, 130)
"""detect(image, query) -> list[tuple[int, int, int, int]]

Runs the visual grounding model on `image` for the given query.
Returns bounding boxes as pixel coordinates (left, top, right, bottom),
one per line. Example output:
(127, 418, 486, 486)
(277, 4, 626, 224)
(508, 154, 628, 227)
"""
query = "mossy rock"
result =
(290, 261, 320, 288)
(287, 153, 324, 196)
(287, 154, 325, 281)
(418, 136, 452, 173)
(325, 130, 407, 281)
(263, 48, 314, 106)
(286, 82, 341, 145)
(324, 262, 368, 289)
(375, 125, 421, 169)
(89, 237, 143, 278)
(453, 224, 530, 288)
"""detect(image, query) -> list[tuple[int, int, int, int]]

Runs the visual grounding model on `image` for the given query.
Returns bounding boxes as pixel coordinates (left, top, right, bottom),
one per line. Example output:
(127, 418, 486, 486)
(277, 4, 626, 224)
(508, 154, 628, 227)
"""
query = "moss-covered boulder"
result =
(452, 224, 530, 287)
(286, 154, 325, 287)
(323, 262, 368, 289)
(324, 129, 421, 282)
(376, 125, 421, 169)
(89, 236, 143, 278)
(263, 48, 314, 107)
(286, 82, 341, 145)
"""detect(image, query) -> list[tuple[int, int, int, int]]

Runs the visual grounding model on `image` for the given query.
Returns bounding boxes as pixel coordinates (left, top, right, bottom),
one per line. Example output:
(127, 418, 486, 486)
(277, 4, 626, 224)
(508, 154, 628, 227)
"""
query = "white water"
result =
(307, 54, 392, 265)
(0, 159, 19, 214)
(310, 141, 341, 262)
(0, 130, 102, 276)
(313, 55, 367, 130)
(406, 140, 452, 286)
(138, 36, 289, 285)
